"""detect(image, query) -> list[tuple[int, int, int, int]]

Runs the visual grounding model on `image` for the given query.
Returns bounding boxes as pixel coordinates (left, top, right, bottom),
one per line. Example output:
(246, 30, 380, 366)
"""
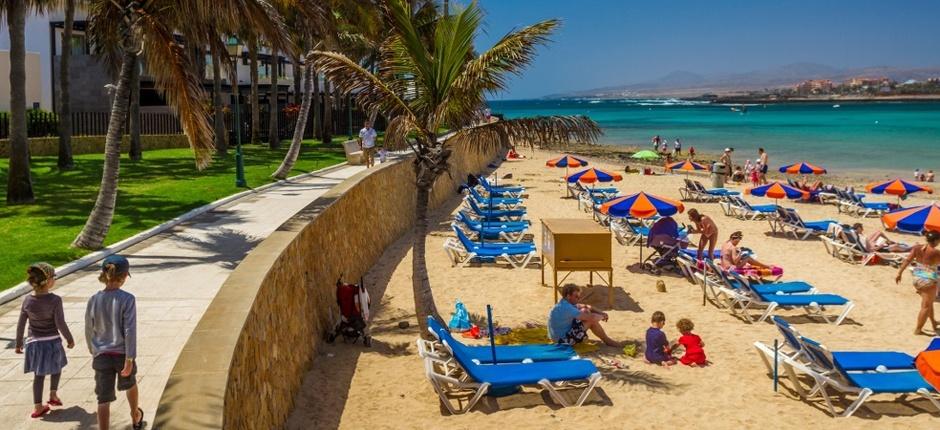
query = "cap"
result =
(724, 148, 731, 152)
(28, 262, 55, 282)
(102, 254, 131, 276)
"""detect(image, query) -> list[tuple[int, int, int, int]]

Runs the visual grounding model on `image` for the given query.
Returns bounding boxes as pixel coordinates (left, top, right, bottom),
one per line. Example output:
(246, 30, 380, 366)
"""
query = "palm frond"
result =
(137, 13, 214, 168)
(454, 19, 559, 96)
(445, 116, 602, 153)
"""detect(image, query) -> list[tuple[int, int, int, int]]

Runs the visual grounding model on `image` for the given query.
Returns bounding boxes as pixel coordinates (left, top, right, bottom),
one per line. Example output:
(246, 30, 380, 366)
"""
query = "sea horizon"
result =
(489, 98, 940, 178)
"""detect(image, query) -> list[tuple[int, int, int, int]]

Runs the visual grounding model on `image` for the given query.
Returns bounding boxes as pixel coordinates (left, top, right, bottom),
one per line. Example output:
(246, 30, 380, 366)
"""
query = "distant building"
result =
(795, 79, 833, 95)
(844, 76, 893, 88)
(928, 77, 940, 84)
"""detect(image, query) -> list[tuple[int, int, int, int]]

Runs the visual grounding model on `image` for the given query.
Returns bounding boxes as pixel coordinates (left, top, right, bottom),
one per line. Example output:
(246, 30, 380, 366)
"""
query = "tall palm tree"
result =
(57, 0, 77, 169)
(73, 0, 288, 249)
(268, 48, 281, 149)
(210, 40, 227, 155)
(314, 0, 599, 332)
(248, 36, 261, 144)
(320, 76, 331, 143)
(128, 55, 142, 160)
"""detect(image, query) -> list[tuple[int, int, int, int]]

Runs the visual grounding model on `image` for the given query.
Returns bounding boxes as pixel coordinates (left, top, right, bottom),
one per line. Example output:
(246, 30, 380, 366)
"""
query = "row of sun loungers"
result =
(444, 176, 537, 269)
(820, 224, 908, 267)
(753, 317, 940, 418)
(417, 317, 601, 414)
(679, 179, 740, 202)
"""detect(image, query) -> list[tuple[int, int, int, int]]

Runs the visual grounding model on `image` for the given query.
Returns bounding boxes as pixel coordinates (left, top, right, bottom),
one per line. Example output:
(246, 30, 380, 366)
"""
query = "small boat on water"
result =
(833, 104, 841, 108)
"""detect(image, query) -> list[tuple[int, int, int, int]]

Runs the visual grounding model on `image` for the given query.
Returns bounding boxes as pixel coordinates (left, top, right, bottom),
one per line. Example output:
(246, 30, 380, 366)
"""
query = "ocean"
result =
(489, 99, 940, 176)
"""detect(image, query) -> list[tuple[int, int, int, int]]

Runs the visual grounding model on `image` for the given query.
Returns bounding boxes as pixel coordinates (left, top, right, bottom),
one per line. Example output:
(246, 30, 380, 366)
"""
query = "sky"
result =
(473, 0, 940, 100)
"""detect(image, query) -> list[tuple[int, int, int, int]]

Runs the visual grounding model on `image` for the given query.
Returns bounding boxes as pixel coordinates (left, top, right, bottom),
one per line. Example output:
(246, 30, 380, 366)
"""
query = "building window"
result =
(68, 34, 86, 56)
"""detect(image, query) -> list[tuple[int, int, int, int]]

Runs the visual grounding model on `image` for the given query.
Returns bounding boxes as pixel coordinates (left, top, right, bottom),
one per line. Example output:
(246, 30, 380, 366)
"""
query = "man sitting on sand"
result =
(720, 231, 770, 271)
(849, 223, 911, 253)
(548, 285, 620, 347)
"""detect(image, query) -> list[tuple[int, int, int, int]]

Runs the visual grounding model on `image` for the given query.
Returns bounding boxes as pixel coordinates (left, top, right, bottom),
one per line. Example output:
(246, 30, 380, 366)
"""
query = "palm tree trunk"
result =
(412, 156, 443, 336)
(312, 69, 320, 139)
(291, 55, 301, 105)
(128, 56, 142, 161)
(6, 0, 34, 204)
(248, 41, 260, 144)
(272, 59, 312, 179)
(211, 42, 226, 155)
(268, 51, 280, 149)
(57, 0, 75, 170)
(321, 79, 332, 144)
(72, 48, 135, 249)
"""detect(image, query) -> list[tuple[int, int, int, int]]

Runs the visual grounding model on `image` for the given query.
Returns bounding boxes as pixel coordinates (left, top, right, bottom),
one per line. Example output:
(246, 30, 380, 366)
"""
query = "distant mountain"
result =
(547, 63, 940, 98)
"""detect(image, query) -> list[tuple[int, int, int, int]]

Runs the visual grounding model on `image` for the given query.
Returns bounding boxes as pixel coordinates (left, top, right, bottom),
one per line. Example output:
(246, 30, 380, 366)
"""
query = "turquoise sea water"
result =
(489, 99, 940, 176)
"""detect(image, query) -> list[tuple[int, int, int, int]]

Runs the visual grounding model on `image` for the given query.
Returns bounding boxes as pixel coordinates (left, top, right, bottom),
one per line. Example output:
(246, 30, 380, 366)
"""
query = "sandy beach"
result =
(286, 149, 939, 430)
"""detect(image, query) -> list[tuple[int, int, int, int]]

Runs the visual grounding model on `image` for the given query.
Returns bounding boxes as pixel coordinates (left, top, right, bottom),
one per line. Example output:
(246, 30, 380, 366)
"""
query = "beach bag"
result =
(916, 350, 940, 391)
(449, 300, 472, 332)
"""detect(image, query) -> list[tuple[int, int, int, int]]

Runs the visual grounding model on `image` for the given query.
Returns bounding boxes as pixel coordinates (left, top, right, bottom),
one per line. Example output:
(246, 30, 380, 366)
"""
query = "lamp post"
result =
(226, 37, 247, 187)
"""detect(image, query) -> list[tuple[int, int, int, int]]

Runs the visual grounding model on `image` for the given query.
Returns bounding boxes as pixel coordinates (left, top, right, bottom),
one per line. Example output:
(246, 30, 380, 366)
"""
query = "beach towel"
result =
(449, 300, 472, 332)
(495, 326, 600, 354)
(915, 349, 940, 391)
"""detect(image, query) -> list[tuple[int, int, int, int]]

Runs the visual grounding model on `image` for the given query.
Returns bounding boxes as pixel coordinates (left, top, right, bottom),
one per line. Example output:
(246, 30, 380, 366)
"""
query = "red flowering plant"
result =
(283, 103, 301, 119)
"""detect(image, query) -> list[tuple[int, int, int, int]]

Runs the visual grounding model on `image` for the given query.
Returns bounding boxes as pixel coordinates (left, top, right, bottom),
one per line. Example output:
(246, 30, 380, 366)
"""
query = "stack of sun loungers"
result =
(674, 255, 854, 325)
(820, 224, 908, 267)
(769, 207, 839, 240)
(679, 178, 740, 202)
(753, 316, 939, 418)
(445, 176, 536, 269)
(416, 317, 602, 414)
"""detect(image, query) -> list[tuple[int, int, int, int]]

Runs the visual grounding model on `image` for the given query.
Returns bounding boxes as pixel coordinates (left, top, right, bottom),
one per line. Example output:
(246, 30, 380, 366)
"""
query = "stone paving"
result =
(0, 163, 365, 429)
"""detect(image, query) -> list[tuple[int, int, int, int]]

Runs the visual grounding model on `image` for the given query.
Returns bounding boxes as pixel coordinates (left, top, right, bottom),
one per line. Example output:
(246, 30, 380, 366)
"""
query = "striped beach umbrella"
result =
(567, 167, 623, 184)
(866, 179, 933, 197)
(882, 203, 940, 234)
(779, 162, 827, 175)
(600, 192, 685, 218)
(666, 160, 707, 176)
(547, 154, 588, 179)
(746, 181, 808, 203)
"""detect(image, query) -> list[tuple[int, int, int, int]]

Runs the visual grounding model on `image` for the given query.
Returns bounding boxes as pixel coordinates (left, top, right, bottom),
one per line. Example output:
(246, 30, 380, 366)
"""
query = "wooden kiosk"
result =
(540, 219, 614, 306)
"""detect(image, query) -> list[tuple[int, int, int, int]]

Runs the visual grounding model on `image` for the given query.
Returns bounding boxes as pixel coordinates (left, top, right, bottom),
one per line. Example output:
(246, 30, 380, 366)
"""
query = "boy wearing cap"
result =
(85, 255, 144, 430)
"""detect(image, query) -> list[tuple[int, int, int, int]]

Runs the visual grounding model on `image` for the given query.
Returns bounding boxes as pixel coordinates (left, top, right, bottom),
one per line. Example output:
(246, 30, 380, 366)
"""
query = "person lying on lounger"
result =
(720, 231, 770, 271)
(850, 223, 911, 253)
(548, 285, 621, 347)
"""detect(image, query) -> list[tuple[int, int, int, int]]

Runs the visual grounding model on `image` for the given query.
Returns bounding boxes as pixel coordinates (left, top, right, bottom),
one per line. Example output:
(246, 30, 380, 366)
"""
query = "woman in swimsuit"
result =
(852, 223, 911, 253)
(896, 231, 940, 335)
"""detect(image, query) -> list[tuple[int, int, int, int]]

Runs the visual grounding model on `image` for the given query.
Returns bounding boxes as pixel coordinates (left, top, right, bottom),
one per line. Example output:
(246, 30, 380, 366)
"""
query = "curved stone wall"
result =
(154, 144, 500, 429)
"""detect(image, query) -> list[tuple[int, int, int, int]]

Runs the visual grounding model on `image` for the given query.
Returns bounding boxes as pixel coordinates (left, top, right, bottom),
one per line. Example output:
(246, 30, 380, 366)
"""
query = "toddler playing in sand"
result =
(645, 311, 676, 366)
(672, 318, 707, 366)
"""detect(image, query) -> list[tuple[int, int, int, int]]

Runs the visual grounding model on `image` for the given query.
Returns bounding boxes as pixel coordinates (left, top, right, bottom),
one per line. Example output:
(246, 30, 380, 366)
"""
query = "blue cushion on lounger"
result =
(843, 371, 935, 394)
(832, 351, 915, 371)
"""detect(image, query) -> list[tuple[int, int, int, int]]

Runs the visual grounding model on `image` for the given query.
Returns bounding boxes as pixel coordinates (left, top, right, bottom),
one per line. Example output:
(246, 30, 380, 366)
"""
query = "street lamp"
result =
(226, 36, 247, 187)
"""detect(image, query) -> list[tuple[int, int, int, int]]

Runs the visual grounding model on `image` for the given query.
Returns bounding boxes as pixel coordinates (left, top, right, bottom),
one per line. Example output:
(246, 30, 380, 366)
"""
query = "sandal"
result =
(47, 398, 62, 407)
(30, 405, 50, 419)
(133, 407, 146, 430)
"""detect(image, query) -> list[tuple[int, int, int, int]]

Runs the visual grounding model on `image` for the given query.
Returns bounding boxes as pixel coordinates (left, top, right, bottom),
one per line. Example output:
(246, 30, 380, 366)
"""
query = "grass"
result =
(0, 140, 346, 292)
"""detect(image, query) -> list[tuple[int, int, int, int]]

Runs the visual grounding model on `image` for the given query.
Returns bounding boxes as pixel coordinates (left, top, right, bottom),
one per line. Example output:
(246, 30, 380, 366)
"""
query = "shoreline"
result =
(704, 94, 940, 104)
(555, 143, 938, 197)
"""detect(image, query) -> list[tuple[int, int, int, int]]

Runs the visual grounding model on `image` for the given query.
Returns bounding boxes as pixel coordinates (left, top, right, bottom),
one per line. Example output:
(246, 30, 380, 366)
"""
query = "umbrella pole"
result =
(487, 304, 497, 364)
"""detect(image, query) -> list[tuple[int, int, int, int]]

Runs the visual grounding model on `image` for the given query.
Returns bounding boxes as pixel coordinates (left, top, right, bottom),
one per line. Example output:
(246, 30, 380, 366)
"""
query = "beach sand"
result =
(286, 149, 938, 430)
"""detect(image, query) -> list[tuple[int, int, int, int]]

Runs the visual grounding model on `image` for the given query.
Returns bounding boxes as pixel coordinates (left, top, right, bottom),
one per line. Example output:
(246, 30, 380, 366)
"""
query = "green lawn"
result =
(0, 140, 346, 292)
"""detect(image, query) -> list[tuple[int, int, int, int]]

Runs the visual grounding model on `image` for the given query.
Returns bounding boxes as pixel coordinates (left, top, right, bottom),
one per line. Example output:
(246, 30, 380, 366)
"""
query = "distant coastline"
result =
(690, 94, 940, 104)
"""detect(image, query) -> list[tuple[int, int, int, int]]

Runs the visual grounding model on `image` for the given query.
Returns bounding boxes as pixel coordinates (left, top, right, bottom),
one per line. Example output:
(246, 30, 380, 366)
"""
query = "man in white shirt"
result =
(358, 121, 377, 167)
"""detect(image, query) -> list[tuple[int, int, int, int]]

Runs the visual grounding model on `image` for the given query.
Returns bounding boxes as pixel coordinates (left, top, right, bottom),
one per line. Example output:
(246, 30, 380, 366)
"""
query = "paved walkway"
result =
(0, 163, 365, 429)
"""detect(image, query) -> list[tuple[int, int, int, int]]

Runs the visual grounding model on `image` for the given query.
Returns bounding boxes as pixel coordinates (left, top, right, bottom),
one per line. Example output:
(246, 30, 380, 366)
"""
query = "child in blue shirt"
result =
(645, 311, 676, 366)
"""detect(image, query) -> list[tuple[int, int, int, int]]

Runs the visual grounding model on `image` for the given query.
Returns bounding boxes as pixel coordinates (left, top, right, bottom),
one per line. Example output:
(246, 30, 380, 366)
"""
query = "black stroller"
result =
(326, 276, 372, 347)
(642, 217, 689, 275)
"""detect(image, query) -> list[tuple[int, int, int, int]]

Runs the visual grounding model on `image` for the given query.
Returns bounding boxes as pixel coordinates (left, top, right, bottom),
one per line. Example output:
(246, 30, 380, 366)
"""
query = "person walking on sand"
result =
(719, 148, 734, 180)
(688, 209, 718, 261)
(548, 285, 620, 347)
(86, 255, 145, 430)
(358, 120, 378, 168)
(896, 231, 940, 336)
(16, 263, 74, 419)
(758, 148, 769, 184)
(673, 138, 682, 157)
(652, 135, 661, 150)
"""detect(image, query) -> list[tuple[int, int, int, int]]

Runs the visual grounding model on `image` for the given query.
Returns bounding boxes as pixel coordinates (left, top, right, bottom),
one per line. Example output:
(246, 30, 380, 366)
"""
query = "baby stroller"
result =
(326, 276, 372, 347)
(642, 217, 689, 275)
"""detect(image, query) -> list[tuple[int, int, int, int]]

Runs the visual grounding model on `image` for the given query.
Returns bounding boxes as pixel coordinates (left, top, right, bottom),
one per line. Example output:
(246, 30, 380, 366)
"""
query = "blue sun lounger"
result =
(467, 187, 524, 208)
(421, 328, 602, 414)
(444, 226, 536, 269)
(478, 176, 524, 196)
(465, 198, 527, 221)
(454, 211, 529, 242)
(419, 317, 577, 364)
(773, 207, 838, 240)
(770, 317, 915, 371)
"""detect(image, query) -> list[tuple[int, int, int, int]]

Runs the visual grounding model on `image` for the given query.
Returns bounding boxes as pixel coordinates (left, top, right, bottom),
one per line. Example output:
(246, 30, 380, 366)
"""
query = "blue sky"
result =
(473, 0, 940, 99)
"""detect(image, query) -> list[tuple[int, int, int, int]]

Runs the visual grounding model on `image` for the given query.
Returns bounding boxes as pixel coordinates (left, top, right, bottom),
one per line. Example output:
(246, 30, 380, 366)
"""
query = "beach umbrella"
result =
(547, 154, 588, 178)
(566, 167, 623, 184)
(631, 150, 660, 161)
(866, 178, 933, 205)
(600, 192, 684, 261)
(778, 162, 827, 175)
(665, 160, 707, 176)
(881, 203, 940, 234)
(746, 181, 808, 204)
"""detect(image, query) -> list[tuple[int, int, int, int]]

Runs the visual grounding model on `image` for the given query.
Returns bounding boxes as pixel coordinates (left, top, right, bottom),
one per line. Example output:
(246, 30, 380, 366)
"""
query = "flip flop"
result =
(133, 407, 146, 430)
(47, 398, 62, 407)
(30, 405, 50, 418)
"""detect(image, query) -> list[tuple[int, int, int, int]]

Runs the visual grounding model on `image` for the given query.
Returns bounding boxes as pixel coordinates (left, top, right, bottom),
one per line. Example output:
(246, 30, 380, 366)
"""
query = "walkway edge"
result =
(0, 161, 350, 305)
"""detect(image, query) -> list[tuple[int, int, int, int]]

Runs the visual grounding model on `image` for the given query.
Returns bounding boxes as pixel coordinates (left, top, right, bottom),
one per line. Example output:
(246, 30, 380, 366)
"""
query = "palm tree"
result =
(128, 55, 142, 160)
(313, 0, 600, 332)
(248, 36, 261, 144)
(73, 0, 288, 249)
(57, 0, 77, 169)
(210, 40, 227, 155)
